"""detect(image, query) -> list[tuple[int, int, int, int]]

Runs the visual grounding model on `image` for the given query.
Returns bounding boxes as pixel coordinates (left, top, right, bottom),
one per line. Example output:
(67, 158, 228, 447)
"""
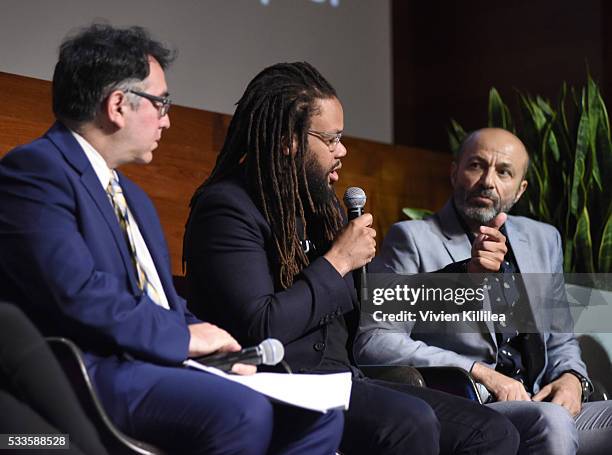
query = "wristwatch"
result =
(564, 370, 593, 403)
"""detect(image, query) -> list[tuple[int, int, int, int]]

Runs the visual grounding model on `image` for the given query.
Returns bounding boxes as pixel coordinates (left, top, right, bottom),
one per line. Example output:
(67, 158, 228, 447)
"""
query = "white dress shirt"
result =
(71, 130, 170, 310)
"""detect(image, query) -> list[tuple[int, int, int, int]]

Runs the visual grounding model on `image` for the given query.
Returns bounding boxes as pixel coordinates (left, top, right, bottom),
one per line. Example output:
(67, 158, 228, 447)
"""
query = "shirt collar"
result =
(70, 130, 114, 189)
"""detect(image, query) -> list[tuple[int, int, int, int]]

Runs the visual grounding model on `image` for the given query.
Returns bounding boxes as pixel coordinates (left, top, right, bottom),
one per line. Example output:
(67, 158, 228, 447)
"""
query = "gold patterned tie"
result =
(106, 174, 163, 307)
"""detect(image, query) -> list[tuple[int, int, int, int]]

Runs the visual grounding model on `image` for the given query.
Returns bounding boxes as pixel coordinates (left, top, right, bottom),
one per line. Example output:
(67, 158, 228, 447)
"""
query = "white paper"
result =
(183, 360, 352, 413)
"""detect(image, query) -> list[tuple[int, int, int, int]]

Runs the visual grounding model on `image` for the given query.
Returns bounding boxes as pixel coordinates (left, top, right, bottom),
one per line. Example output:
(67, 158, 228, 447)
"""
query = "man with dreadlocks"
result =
(184, 62, 520, 454)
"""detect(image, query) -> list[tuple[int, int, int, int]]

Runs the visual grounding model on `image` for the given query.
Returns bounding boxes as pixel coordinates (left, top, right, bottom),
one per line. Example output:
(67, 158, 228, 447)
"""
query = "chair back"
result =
(46, 337, 165, 455)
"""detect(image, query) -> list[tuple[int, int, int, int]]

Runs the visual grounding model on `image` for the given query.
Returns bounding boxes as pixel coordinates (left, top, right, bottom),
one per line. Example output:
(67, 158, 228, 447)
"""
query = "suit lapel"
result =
(120, 177, 177, 310)
(437, 200, 472, 262)
(46, 123, 141, 294)
(505, 218, 544, 331)
(505, 219, 533, 272)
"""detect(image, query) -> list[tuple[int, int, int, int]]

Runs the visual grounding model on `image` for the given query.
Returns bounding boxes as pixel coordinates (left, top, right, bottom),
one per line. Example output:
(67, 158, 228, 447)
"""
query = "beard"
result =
(453, 185, 518, 225)
(304, 155, 338, 208)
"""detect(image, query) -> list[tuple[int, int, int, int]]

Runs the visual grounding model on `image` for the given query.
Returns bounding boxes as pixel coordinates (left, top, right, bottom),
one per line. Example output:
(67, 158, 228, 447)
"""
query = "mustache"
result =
(329, 160, 341, 173)
(466, 188, 499, 202)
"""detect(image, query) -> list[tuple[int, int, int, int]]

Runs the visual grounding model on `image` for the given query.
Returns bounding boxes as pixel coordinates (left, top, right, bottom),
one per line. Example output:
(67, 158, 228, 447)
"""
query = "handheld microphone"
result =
(343, 187, 367, 221)
(343, 187, 369, 303)
(195, 338, 284, 372)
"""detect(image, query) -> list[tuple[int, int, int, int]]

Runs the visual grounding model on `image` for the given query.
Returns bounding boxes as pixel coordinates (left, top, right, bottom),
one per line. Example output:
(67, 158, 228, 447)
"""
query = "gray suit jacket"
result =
(355, 200, 588, 394)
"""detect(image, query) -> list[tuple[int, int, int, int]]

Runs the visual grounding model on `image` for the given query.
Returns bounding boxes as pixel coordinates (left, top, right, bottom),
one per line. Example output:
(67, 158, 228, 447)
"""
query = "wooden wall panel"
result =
(1, 72, 452, 275)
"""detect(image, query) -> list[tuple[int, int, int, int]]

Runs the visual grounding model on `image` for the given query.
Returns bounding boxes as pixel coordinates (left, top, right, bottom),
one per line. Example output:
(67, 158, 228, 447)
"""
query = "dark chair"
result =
(417, 367, 482, 403)
(578, 335, 611, 402)
(46, 337, 165, 455)
(361, 365, 482, 403)
(360, 365, 426, 387)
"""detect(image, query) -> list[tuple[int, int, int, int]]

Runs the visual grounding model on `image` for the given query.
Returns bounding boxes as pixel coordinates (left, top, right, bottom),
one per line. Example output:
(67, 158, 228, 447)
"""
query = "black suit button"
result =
(314, 342, 326, 351)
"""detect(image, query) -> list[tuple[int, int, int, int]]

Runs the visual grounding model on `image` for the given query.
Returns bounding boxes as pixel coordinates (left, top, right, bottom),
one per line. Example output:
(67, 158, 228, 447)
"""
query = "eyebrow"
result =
(468, 154, 515, 167)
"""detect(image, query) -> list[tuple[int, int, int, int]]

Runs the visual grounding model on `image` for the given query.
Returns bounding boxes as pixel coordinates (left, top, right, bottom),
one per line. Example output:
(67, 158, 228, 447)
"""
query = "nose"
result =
(334, 140, 347, 159)
(160, 112, 170, 129)
(480, 165, 495, 188)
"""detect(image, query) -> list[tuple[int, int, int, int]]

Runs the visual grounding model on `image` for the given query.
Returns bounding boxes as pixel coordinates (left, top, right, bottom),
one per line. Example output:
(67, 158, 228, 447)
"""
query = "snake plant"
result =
(446, 79, 611, 274)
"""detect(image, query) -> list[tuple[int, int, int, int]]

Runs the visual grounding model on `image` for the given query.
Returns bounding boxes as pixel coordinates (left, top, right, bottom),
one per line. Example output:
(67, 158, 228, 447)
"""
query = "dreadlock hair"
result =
(190, 62, 344, 289)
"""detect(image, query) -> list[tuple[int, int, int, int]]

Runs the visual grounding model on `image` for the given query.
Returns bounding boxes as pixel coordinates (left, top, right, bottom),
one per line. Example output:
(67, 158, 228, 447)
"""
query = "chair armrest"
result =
(360, 366, 426, 387)
(417, 366, 482, 403)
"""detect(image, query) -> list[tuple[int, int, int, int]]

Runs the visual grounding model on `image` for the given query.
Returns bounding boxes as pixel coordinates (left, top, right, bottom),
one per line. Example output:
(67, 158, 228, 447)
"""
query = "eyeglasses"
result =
(127, 89, 172, 117)
(308, 130, 343, 151)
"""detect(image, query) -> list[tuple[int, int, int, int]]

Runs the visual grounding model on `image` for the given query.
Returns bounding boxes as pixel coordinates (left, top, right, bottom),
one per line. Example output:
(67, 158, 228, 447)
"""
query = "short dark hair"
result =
(52, 23, 175, 123)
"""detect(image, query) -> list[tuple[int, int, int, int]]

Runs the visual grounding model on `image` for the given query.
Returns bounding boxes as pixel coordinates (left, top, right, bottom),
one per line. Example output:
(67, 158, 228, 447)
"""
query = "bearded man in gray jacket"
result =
(356, 128, 612, 455)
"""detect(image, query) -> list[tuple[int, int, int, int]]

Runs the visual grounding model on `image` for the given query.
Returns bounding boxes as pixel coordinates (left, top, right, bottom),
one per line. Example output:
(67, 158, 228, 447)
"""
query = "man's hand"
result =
(324, 213, 376, 276)
(187, 323, 256, 375)
(533, 373, 582, 416)
(467, 212, 508, 273)
(471, 362, 531, 401)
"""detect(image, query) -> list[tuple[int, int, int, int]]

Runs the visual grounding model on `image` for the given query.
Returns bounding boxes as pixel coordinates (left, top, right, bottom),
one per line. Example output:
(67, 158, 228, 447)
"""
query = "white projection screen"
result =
(0, 0, 391, 142)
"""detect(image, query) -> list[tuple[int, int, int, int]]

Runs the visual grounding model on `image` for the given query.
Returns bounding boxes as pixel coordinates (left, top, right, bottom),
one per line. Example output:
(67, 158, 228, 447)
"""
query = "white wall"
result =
(0, 0, 392, 143)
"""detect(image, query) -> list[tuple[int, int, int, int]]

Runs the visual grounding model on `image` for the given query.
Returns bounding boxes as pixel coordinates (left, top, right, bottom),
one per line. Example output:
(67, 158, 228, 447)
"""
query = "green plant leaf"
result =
(402, 208, 434, 220)
(570, 110, 589, 216)
(448, 119, 467, 157)
(599, 212, 612, 272)
(488, 88, 513, 130)
(564, 236, 574, 272)
(446, 74, 611, 272)
(574, 206, 595, 273)
(586, 77, 603, 191)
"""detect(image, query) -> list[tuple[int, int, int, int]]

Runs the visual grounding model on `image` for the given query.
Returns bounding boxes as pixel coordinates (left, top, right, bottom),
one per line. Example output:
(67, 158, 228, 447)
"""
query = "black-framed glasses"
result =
(308, 130, 343, 151)
(127, 89, 172, 117)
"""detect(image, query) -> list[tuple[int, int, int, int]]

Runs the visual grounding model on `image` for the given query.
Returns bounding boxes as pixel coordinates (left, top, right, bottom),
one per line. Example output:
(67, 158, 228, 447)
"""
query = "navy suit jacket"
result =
(0, 123, 199, 409)
(184, 171, 358, 373)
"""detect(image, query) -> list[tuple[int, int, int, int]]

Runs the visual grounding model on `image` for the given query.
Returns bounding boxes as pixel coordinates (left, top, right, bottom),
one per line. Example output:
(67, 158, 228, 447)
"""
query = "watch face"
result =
(580, 378, 592, 402)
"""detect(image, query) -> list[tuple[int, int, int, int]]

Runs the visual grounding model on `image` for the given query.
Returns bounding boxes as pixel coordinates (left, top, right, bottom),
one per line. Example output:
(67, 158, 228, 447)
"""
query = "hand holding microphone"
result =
(324, 187, 376, 276)
(194, 338, 285, 373)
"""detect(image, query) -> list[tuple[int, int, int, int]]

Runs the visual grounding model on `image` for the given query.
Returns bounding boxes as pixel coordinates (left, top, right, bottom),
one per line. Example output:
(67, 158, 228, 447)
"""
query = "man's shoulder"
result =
(387, 215, 442, 241)
(0, 134, 72, 187)
(194, 173, 258, 214)
(1, 123, 77, 171)
(507, 214, 560, 239)
(2, 135, 59, 165)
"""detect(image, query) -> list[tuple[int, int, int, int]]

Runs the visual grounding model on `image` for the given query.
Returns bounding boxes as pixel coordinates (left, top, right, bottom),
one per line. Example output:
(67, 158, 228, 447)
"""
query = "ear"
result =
(282, 137, 298, 156)
(105, 90, 128, 128)
(450, 161, 458, 187)
(514, 179, 528, 202)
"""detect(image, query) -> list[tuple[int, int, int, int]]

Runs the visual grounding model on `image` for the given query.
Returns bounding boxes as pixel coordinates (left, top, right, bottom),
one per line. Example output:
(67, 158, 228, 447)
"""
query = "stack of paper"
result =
(184, 360, 352, 413)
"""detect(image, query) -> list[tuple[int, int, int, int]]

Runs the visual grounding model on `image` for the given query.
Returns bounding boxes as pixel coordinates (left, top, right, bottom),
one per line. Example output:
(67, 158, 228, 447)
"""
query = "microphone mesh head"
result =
(259, 339, 285, 365)
(343, 187, 366, 209)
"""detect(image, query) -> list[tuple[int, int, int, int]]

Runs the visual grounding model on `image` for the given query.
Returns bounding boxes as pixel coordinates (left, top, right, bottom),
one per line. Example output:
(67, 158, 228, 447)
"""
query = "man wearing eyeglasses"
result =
(0, 24, 344, 454)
